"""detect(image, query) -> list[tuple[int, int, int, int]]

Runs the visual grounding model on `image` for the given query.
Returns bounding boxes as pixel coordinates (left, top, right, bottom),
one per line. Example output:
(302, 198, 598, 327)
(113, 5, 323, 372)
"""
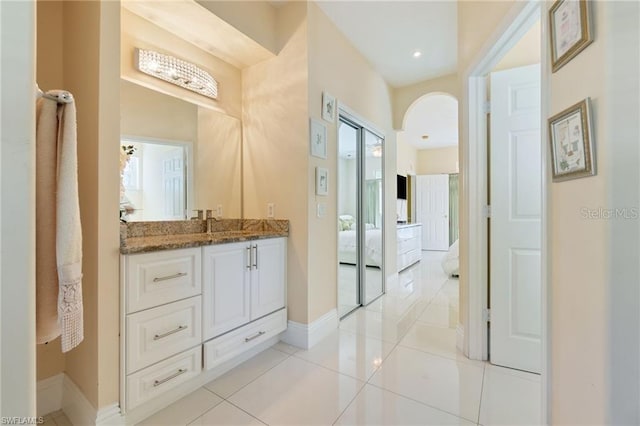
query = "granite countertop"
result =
(120, 219, 289, 254)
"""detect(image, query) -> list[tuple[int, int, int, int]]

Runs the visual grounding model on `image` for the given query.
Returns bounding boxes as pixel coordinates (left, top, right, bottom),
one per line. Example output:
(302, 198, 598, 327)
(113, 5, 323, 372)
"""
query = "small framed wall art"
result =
(549, 0, 593, 72)
(321, 91, 336, 123)
(548, 98, 595, 182)
(316, 167, 329, 196)
(310, 118, 327, 159)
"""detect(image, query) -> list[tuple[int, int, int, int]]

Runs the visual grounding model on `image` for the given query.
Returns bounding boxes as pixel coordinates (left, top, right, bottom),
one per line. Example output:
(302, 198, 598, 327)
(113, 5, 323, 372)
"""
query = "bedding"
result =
(338, 227, 383, 268)
(442, 239, 460, 277)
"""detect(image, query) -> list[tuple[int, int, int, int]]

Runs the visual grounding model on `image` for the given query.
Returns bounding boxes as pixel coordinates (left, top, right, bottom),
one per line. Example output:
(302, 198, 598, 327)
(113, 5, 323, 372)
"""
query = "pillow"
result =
(338, 215, 355, 231)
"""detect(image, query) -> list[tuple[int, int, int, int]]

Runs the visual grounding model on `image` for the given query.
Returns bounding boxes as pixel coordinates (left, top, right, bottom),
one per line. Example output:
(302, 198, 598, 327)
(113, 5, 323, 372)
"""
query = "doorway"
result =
(337, 112, 385, 318)
(462, 0, 548, 417)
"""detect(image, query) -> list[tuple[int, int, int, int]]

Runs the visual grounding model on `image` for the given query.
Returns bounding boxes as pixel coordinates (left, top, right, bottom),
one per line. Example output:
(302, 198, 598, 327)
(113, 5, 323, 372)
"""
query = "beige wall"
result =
(197, 109, 242, 218)
(2, 0, 37, 415)
(196, 1, 278, 54)
(307, 2, 397, 321)
(493, 19, 540, 72)
(121, 8, 242, 119)
(416, 146, 459, 175)
(35, 0, 66, 381)
(120, 80, 198, 143)
(242, 1, 310, 323)
(548, 1, 639, 423)
(35, 0, 121, 410)
(392, 73, 459, 131)
(396, 132, 417, 176)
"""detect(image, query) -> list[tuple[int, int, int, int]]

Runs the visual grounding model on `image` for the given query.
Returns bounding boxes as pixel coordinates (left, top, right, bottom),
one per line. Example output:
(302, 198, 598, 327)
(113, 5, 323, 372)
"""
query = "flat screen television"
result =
(397, 174, 407, 200)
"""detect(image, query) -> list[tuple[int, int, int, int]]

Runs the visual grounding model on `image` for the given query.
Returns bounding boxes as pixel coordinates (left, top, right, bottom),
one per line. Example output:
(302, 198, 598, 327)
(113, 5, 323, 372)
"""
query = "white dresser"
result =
(120, 237, 287, 414)
(397, 223, 422, 272)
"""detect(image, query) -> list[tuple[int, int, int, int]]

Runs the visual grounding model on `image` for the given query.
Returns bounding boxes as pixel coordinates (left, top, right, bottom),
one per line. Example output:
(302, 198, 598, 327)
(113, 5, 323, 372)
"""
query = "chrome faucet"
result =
(206, 209, 218, 233)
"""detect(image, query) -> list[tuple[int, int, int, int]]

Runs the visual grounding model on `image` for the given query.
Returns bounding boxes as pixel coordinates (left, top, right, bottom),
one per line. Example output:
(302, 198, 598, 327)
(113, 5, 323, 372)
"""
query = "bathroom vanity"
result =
(119, 219, 288, 418)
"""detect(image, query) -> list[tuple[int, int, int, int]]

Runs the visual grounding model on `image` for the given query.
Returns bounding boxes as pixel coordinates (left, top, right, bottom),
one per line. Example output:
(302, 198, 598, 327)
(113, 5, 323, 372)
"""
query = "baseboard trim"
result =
(281, 308, 338, 349)
(62, 375, 98, 426)
(456, 324, 465, 353)
(96, 403, 124, 425)
(37, 374, 64, 416)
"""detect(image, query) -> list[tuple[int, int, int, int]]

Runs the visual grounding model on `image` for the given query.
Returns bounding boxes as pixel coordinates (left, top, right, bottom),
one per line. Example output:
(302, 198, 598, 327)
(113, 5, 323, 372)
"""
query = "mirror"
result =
(120, 79, 242, 221)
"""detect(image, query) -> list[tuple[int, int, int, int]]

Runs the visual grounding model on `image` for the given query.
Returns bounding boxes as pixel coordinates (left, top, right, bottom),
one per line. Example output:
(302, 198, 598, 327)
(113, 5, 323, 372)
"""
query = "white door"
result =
(202, 242, 251, 340)
(250, 238, 286, 320)
(490, 64, 541, 373)
(416, 174, 449, 250)
(162, 147, 185, 219)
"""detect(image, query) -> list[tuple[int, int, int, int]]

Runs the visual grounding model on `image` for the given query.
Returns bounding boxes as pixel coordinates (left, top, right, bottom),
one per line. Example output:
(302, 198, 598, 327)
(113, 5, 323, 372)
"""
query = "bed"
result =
(441, 239, 460, 277)
(338, 215, 383, 268)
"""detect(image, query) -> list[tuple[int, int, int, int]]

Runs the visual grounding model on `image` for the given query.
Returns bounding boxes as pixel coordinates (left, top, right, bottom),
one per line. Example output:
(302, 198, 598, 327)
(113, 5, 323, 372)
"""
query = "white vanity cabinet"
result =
(121, 247, 203, 410)
(202, 237, 287, 369)
(121, 237, 287, 414)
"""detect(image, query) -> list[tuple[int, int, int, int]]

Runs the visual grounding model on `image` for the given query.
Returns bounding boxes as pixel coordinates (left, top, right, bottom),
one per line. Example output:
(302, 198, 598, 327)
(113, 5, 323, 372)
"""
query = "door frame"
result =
(461, 0, 549, 421)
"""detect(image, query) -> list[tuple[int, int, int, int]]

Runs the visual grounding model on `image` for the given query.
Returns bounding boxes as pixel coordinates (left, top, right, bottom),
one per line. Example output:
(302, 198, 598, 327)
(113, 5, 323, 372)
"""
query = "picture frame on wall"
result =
(549, 98, 595, 182)
(310, 118, 327, 159)
(316, 167, 329, 196)
(321, 91, 336, 123)
(549, 0, 593, 73)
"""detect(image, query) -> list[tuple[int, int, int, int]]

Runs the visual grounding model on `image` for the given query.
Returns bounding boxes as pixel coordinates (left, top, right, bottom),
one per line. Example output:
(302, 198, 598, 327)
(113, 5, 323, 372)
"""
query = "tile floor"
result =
(42, 410, 73, 426)
(137, 251, 541, 426)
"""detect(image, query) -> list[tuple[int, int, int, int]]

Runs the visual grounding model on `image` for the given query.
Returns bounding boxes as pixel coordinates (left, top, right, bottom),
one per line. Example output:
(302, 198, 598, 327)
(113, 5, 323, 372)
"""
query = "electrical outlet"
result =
(267, 203, 275, 218)
(216, 204, 223, 218)
(317, 203, 326, 218)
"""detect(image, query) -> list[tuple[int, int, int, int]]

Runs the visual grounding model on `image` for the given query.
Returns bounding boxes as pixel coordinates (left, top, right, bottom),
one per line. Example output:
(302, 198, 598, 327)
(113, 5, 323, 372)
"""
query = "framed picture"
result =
(310, 118, 327, 159)
(316, 167, 328, 196)
(321, 91, 336, 123)
(549, 0, 593, 72)
(549, 98, 595, 182)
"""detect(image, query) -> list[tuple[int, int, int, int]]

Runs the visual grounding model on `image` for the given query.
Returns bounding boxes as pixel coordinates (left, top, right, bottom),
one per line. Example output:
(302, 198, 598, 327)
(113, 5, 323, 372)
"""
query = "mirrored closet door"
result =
(337, 114, 384, 318)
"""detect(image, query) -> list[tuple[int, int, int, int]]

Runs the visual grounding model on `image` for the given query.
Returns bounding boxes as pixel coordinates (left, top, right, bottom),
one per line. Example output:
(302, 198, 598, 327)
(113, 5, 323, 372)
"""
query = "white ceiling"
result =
(315, 1, 458, 88)
(403, 94, 458, 149)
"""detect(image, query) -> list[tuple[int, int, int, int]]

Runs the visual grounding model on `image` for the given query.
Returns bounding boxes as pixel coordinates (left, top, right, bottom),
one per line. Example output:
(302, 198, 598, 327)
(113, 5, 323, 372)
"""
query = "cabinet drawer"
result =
(127, 296, 202, 374)
(125, 248, 201, 314)
(126, 346, 201, 410)
(203, 308, 287, 371)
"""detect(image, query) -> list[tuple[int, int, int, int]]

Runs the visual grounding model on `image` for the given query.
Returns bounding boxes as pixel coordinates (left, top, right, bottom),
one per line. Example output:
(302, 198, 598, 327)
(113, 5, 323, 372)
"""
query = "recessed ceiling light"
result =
(413, 50, 422, 58)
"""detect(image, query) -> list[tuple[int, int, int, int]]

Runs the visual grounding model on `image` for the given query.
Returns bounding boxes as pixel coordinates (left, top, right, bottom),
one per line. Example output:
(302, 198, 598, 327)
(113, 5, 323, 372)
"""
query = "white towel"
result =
(36, 91, 84, 352)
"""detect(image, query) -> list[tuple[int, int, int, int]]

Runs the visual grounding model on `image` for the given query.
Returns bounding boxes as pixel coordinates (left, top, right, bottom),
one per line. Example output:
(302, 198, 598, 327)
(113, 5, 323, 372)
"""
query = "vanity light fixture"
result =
(135, 48, 218, 100)
(412, 50, 422, 58)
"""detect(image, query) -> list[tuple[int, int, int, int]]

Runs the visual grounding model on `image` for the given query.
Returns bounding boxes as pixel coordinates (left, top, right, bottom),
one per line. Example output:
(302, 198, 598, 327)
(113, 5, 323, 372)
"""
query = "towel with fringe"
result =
(36, 91, 84, 352)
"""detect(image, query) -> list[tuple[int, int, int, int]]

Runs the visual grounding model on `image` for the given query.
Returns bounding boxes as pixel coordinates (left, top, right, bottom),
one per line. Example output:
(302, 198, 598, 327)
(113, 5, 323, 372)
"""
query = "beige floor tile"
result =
(418, 302, 459, 328)
(399, 322, 482, 366)
(204, 348, 289, 398)
(339, 309, 413, 344)
(294, 329, 395, 381)
(271, 341, 300, 355)
(228, 356, 364, 426)
(369, 346, 484, 423)
(137, 388, 223, 426)
(479, 367, 542, 425)
(189, 401, 265, 426)
(336, 384, 476, 426)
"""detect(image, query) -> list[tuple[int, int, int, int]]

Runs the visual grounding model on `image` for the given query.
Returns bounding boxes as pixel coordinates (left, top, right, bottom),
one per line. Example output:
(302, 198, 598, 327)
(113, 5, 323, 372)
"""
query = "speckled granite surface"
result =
(120, 219, 289, 254)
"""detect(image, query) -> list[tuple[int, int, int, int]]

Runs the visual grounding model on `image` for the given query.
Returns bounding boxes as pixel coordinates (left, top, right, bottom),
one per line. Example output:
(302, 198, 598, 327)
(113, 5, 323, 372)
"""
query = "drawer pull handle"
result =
(154, 325, 188, 340)
(252, 245, 258, 269)
(244, 331, 266, 342)
(153, 272, 187, 283)
(153, 368, 187, 387)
